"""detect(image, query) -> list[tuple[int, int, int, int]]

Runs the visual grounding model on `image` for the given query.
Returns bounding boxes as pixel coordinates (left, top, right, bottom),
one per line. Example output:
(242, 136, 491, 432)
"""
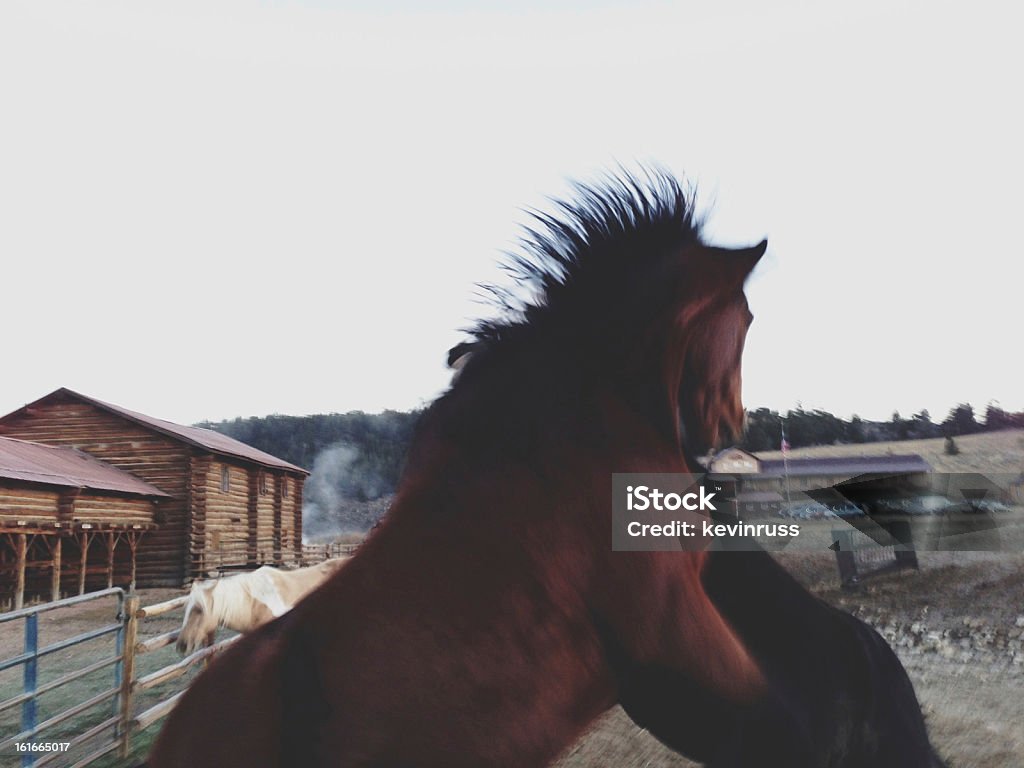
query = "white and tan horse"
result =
(176, 558, 349, 654)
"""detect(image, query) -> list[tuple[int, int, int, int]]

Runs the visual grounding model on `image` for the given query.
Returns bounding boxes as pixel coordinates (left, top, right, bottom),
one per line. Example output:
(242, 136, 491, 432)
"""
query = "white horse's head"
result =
(177, 581, 218, 655)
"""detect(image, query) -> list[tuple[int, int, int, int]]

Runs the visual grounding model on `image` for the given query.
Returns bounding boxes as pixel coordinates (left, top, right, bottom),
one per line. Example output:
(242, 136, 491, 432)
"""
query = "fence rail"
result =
(118, 596, 239, 760)
(198, 537, 302, 576)
(301, 541, 359, 562)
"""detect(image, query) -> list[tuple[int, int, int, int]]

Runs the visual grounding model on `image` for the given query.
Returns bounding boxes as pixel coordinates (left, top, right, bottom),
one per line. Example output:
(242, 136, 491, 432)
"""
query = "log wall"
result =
(204, 460, 251, 568)
(73, 493, 154, 525)
(256, 470, 277, 562)
(0, 485, 60, 520)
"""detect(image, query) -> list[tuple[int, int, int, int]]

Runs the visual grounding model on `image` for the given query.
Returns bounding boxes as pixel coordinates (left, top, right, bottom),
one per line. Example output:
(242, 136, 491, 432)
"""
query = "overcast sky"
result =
(2, 0, 1021, 427)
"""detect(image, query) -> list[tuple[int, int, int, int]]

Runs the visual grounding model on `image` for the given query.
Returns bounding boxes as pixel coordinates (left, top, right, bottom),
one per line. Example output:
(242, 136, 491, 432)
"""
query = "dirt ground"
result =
(555, 552, 1024, 768)
(3, 552, 1023, 767)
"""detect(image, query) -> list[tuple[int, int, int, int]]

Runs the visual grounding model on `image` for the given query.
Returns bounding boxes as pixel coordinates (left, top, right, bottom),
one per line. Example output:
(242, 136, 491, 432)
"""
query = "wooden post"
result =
(78, 531, 90, 595)
(119, 595, 140, 759)
(106, 531, 116, 589)
(14, 533, 27, 610)
(831, 529, 860, 588)
(891, 520, 919, 570)
(127, 532, 140, 592)
(51, 536, 62, 602)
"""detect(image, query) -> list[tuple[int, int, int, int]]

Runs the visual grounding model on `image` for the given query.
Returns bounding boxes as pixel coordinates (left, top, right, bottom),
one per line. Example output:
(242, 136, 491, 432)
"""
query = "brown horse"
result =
(619, 541, 946, 766)
(148, 171, 768, 767)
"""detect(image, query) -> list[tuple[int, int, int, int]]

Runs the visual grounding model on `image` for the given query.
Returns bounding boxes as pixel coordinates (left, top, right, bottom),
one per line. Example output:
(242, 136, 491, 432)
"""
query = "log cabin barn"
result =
(0, 436, 166, 609)
(705, 447, 933, 515)
(0, 388, 309, 601)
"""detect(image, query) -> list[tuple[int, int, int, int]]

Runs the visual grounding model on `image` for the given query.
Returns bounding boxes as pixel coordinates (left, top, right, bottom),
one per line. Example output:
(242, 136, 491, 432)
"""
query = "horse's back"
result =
(152, 525, 615, 768)
(266, 558, 349, 607)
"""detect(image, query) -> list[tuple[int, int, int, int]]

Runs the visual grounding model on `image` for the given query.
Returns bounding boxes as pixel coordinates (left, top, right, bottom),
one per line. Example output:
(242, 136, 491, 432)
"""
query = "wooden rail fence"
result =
(2, 547, 356, 766)
(1, 590, 236, 766)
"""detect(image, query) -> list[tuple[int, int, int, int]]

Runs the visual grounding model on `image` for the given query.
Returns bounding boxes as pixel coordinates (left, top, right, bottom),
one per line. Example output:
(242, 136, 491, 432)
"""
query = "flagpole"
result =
(781, 421, 792, 506)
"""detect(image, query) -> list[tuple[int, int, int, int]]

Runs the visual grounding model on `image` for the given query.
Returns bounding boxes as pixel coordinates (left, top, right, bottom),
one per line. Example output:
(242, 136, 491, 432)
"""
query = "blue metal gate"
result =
(0, 588, 126, 767)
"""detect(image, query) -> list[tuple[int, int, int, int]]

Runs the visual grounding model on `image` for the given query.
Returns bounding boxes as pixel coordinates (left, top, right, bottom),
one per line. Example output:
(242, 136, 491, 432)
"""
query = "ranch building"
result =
(705, 447, 933, 515)
(0, 388, 309, 600)
(0, 436, 167, 609)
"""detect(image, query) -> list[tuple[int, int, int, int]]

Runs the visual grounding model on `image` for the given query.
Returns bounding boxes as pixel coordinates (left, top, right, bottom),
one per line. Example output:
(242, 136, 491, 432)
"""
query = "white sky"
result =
(2, 0, 1021, 426)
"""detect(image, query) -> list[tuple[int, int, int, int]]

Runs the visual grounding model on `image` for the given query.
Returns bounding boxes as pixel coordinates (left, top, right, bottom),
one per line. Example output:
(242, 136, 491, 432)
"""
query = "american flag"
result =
(781, 437, 790, 454)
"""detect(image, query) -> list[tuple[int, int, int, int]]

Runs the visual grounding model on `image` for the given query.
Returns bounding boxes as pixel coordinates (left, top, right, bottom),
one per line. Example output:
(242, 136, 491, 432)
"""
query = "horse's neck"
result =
(403, 388, 685, 518)
(210, 576, 255, 629)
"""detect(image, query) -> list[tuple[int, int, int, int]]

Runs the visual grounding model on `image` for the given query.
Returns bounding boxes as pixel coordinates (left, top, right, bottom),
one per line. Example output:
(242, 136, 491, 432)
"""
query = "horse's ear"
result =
(692, 239, 765, 286)
(728, 239, 766, 282)
(744, 239, 768, 267)
(447, 341, 479, 369)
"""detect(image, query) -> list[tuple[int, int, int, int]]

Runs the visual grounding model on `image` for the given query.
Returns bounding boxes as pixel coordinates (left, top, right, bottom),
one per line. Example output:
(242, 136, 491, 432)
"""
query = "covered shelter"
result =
(0, 436, 166, 609)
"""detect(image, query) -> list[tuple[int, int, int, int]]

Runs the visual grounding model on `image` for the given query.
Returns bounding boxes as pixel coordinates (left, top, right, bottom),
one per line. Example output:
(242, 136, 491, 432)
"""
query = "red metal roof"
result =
(1, 389, 308, 474)
(757, 455, 932, 477)
(0, 436, 170, 497)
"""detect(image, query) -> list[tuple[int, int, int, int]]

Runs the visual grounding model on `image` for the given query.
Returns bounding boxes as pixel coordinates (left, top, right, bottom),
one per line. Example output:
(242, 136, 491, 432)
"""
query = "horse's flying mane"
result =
(468, 167, 704, 349)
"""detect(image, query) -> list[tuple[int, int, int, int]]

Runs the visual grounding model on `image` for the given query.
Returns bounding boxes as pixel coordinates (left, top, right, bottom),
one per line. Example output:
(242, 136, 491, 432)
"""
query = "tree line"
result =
(741, 403, 1024, 452)
(198, 410, 420, 501)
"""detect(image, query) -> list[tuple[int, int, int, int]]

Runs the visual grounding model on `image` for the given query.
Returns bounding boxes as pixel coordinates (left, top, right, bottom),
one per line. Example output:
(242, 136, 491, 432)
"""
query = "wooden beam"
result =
(14, 533, 26, 610)
(78, 531, 90, 595)
(127, 531, 141, 592)
(52, 536, 62, 602)
(106, 531, 115, 589)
